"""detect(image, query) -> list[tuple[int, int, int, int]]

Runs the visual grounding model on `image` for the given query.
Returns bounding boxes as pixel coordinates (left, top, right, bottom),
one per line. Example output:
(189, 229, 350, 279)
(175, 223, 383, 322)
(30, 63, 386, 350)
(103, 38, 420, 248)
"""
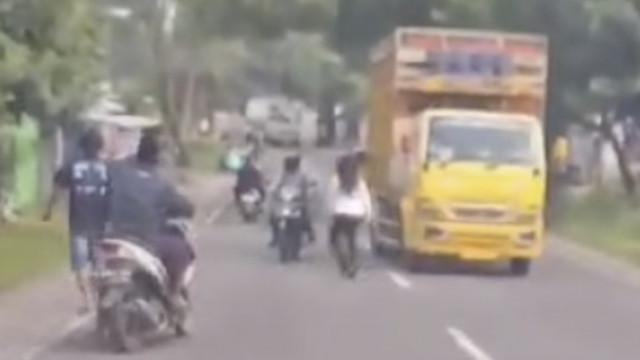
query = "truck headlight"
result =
(514, 212, 540, 225)
(416, 203, 447, 221)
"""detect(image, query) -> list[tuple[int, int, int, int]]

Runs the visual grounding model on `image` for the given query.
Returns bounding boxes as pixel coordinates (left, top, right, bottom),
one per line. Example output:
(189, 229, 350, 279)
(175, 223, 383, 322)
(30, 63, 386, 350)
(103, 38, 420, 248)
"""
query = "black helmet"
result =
(284, 154, 301, 173)
(79, 127, 104, 159)
(137, 132, 161, 165)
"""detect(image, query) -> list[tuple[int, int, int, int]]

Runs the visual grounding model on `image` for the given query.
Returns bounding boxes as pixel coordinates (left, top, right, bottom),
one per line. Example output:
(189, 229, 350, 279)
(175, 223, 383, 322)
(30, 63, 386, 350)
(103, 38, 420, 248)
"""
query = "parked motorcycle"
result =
(238, 188, 262, 222)
(93, 220, 194, 353)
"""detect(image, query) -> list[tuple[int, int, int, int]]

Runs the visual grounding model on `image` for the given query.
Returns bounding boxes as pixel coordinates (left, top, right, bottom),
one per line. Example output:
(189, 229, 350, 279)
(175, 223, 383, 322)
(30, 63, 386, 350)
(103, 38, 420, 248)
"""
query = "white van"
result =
(264, 114, 301, 146)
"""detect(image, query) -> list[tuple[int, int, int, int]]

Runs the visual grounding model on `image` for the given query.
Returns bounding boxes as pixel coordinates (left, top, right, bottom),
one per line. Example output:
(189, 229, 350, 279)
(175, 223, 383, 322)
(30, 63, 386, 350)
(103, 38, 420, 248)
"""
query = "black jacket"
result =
(108, 159, 194, 243)
(235, 163, 264, 193)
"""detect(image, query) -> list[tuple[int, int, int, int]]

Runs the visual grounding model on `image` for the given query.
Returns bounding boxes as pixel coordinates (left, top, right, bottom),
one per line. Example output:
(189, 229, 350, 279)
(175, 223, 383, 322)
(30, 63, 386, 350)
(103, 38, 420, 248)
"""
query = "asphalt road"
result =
(41, 148, 640, 360)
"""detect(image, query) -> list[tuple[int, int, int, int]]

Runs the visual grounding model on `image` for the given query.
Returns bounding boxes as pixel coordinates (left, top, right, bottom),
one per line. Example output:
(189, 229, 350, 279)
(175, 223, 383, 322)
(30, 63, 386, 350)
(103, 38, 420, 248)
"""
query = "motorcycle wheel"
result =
(291, 221, 302, 261)
(277, 222, 289, 263)
(105, 305, 141, 353)
(243, 209, 258, 223)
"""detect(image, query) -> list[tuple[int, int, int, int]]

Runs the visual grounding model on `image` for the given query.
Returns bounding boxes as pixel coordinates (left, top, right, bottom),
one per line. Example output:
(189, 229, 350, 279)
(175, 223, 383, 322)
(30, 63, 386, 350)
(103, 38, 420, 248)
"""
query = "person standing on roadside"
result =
(43, 128, 111, 314)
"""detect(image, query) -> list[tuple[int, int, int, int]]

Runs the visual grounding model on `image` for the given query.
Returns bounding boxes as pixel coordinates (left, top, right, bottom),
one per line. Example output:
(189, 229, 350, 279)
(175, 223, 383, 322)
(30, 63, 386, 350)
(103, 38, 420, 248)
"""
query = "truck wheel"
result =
(510, 258, 531, 276)
(368, 225, 386, 258)
(372, 241, 386, 258)
(402, 251, 421, 273)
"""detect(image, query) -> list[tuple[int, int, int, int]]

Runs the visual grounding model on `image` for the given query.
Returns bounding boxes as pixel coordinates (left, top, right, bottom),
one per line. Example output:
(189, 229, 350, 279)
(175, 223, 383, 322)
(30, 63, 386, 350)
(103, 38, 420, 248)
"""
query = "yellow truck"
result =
(366, 27, 549, 275)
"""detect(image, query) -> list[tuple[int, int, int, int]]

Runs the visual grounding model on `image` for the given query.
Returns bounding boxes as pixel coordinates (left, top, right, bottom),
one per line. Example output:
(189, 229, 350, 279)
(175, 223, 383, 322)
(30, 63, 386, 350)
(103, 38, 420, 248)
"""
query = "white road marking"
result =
(21, 313, 94, 360)
(387, 271, 412, 289)
(447, 327, 495, 360)
(206, 198, 231, 224)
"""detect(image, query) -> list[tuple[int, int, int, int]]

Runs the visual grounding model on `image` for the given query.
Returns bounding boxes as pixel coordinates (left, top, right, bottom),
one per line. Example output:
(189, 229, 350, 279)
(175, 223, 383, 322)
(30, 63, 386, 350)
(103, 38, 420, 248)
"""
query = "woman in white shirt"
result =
(327, 155, 373, 277)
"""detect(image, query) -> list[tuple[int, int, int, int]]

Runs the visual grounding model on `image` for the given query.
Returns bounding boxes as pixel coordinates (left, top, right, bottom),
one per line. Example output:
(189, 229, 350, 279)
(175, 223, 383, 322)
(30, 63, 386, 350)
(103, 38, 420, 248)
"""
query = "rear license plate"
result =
(461, 249, 499, 261)
(94, 270, 131, 284)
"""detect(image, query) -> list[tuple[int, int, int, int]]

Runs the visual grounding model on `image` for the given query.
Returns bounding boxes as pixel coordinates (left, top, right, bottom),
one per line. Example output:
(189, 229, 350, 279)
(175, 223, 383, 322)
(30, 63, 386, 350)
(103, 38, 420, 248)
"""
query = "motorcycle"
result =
(93, 221, 194, 353)
(239, 188, 262, 222)
(272, 185, 305, 263)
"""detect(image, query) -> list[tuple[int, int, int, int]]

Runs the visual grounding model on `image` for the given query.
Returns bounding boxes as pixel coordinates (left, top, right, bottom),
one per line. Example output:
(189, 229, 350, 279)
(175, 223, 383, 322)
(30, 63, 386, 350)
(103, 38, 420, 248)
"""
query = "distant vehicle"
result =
(264, 114, 301, 147)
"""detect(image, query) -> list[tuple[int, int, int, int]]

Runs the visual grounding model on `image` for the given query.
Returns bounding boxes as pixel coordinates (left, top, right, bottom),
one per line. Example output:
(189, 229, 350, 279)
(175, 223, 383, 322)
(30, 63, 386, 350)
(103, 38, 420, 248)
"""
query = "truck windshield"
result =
(427, 116, 537, 166)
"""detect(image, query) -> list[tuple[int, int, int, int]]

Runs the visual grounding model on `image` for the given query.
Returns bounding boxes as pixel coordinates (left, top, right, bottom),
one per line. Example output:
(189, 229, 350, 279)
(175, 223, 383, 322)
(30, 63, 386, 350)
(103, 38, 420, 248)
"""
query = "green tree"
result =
(0, 0, 101, 124)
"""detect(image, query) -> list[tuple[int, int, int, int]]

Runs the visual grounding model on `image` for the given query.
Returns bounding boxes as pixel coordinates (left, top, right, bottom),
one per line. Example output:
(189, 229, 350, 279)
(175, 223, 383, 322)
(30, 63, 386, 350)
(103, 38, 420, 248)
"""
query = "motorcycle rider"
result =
(108, 133, 195, 309)
(234, 154, 266, 207)
(327, 154, 373, 275)
(245, 130, 262, 159)
(43, 128, 111, 313)
(268, 154, 316, 247)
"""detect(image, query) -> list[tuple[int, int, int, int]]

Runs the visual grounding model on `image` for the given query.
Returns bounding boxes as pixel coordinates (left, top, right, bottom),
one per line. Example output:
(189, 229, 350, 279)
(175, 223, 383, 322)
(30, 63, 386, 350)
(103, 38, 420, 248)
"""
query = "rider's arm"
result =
(43, 163, 71, 220)
(326, 175, 339, 214)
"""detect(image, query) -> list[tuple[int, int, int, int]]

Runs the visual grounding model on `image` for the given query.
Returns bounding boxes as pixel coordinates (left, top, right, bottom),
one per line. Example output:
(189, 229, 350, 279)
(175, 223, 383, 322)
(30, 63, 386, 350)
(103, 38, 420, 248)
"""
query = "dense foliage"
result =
(0, 0, 101, 125)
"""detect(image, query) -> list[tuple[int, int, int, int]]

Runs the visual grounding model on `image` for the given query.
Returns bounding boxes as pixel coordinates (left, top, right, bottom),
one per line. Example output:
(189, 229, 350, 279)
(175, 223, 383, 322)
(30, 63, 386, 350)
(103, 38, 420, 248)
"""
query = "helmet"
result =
(283, 153, 301, 173)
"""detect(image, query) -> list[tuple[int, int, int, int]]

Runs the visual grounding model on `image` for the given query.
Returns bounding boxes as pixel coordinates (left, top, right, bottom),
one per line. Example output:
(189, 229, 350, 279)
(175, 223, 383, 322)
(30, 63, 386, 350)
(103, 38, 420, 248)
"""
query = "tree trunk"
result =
(180, 67, 197, 142)
(602, 120, 636, 197)
(148, 4, 190, 168)
(166, 114, 189, 167)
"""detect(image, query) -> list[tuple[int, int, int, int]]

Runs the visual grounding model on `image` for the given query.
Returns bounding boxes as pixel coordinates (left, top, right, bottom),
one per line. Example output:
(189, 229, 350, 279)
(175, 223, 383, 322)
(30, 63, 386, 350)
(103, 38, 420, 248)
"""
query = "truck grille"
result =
(452, 207, 509, 222)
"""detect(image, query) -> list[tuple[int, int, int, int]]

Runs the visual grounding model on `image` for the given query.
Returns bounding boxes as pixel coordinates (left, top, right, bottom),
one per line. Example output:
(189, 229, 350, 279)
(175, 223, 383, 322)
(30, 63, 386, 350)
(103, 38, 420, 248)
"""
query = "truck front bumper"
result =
(405, 220, 544, 261)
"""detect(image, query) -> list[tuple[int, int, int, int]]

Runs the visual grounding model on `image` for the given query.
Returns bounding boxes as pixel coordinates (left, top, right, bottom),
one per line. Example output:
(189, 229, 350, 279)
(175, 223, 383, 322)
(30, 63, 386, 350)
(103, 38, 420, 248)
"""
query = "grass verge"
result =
(185, 139, 219, 172)
(0, 218, 67, 292)
(553, 188, 640, 267)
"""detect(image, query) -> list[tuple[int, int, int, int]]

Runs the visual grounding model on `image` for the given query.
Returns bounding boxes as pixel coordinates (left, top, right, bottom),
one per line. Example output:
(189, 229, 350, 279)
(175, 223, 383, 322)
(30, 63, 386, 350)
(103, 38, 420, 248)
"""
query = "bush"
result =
(554, 189, 640, 266)
(0, 219, 67, 291)
(185, 139, 219, 172)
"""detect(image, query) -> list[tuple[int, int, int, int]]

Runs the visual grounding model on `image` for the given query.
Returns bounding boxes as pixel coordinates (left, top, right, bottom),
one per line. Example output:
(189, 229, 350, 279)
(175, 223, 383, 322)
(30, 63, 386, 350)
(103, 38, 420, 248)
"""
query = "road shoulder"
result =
(549, 234, 640, 289)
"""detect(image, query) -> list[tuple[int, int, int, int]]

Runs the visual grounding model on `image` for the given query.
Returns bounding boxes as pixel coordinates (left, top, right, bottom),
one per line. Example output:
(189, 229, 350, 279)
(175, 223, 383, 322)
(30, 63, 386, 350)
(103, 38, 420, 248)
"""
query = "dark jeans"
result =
(155, 232, 195, 294)
(329, 215, 362, 255)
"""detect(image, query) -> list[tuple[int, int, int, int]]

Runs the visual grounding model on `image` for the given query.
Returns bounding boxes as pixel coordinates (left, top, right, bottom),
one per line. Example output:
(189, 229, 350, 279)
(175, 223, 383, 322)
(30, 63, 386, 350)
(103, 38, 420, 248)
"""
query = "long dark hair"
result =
(137, 132, 160, 165)
(337, 155, 358, 194)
